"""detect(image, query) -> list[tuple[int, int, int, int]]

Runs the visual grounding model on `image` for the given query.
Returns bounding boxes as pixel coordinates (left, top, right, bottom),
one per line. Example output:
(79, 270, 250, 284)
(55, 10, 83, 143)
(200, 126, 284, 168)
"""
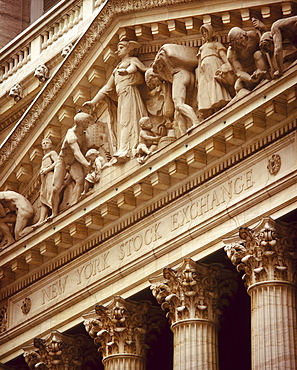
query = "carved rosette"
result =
(224, 216, 297, 289)
(150, 258, 237, 326)
(23, 330, 96, 370)
(83, 296, 164, 361)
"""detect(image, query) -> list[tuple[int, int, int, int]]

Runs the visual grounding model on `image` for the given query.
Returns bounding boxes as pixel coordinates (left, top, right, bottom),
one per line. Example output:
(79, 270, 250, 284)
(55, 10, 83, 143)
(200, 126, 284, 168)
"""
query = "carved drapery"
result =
(224, 216, 297, 369)
(23, 330, 98, 370)
(150, 258, 237, 370)
(83, 296, 164, 370)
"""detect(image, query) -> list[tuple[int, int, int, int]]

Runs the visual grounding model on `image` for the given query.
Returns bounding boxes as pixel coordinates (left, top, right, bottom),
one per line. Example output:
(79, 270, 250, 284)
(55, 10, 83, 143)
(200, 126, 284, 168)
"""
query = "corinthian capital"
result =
(224, 216, 297, 288)
(23, 330, 97, 370)
(150, 258, 237, 325)
(83, 296, 164, 359)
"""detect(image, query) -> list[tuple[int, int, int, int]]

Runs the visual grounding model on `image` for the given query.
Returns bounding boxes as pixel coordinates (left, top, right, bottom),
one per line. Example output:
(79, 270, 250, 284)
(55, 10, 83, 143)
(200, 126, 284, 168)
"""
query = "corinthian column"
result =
(23, 330, 98, 369)
(83, 296, 164, 370)
(224, 216, 297, 370)
(150, 258, 237, 370)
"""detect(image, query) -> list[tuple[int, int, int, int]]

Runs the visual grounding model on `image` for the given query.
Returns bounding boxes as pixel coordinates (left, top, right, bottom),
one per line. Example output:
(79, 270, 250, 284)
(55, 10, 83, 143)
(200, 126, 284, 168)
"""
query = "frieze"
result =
(118, 222, 162, 260)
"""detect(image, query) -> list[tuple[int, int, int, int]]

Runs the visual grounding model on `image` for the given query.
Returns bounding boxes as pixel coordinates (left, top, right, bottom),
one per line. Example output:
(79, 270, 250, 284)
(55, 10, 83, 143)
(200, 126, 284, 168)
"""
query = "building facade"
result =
(0, 0, 296, 369)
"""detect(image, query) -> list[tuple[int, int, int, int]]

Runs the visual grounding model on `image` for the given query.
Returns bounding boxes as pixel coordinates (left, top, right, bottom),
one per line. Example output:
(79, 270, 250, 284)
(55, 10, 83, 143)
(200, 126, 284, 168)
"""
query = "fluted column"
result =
(83, 296, 164, 370)
(224, 216, 297, 369)
(23, 330, 98, 369)
(150, 258, 237, 370)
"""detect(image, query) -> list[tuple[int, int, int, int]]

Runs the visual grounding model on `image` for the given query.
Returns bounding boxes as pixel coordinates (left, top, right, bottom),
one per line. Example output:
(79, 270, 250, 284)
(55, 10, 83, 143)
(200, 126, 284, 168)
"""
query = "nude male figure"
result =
(0, 191, 34, 241)
(152, 44, 199, 133)
(227, 27, 268, 93)
(260, 15, 297, 77)
(51, 112, 93, 217)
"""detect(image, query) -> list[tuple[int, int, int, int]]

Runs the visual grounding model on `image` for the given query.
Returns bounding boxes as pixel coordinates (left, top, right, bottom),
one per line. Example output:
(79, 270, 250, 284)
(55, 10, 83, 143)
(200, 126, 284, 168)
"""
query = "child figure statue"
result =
(135, 117, 161, 164)
(81, 149, 106, 195)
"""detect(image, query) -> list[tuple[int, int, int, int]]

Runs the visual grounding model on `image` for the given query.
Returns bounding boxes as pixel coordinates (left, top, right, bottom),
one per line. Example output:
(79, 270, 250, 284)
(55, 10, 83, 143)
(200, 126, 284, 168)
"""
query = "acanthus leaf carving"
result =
(23, 330, 98, 370)
(83, 296, 165, 359)
(224, 217, 297, 288)
(150, 258, 237, 325)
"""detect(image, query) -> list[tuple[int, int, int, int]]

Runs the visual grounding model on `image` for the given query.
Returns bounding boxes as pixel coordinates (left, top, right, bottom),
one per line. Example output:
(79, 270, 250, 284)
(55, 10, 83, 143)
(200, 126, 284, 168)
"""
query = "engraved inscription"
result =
(75, 252, 110, 285)
(172, 170, 253, 231)
(42, 275, 68, 304)
(118, 222, 162, 260)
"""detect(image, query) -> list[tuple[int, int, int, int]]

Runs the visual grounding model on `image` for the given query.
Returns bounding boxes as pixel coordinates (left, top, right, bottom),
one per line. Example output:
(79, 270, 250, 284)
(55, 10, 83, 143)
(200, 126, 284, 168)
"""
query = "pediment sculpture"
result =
(79, 15, 297, 167)
(51, 112, 94, 217)
(0, 191, 35, 248)
(83, 40, 148, 164)
(2, 14, 297, 242)
(259, 15, 297, 77)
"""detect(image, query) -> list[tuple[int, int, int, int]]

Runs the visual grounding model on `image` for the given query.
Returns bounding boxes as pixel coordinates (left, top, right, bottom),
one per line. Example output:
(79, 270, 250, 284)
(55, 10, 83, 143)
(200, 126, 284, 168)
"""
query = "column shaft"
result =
(103, 354, 146, 370)
(250, 282, 297, 370)
(171, 319, 218, 370)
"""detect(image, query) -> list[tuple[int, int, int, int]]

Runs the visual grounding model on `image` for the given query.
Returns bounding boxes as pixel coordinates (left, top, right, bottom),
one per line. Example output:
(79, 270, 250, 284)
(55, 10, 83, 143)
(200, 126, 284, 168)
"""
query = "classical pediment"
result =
(1, 0, 297, 365)
(1, 0, 297, 283)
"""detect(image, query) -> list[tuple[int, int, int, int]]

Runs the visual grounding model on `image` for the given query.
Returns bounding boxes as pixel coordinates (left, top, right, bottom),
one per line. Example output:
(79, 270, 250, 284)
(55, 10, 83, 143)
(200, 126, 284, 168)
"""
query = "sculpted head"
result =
(228, 27, 248, 50)
(85, 148, 100, 161)
(145, 68, 162, 89)
(41, 137, 53, 151)
(139, 116, 152, 130)
(116, 40, 141, 57)
(61, 43, 73, 58)
(34, 64, 50, 82)
(200, 24, 216, 43)
(8, 83, 22, 102)
(74, 112, 93, 129)
(260, 31, 274, 53)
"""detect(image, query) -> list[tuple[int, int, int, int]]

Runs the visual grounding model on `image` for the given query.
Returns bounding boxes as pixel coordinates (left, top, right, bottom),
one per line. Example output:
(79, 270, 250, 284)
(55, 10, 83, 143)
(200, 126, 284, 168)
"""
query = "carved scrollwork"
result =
(224, 216, 297, 288)
(150, 258, 237, 325)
